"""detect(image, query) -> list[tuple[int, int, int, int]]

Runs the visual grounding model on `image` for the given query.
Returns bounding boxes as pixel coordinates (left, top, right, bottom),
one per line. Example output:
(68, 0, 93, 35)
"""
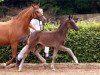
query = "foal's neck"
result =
(57, 21, 69, 37)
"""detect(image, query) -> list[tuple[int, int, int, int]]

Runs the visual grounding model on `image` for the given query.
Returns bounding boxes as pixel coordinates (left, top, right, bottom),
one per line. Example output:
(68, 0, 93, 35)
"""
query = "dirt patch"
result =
(0, 63, 100, 75)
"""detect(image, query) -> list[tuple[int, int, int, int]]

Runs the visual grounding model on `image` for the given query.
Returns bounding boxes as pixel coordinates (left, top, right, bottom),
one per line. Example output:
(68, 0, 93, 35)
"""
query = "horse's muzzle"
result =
(41, 15, 47, 22)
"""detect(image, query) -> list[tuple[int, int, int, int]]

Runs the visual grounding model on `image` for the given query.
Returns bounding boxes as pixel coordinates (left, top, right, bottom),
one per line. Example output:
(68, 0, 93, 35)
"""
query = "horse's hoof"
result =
(0, 63, 6, 68)
(2, 63, 6, 67)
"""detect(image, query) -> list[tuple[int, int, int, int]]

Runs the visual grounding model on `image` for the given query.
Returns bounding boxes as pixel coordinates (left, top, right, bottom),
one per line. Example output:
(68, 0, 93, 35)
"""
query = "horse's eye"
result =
(36, 11, 39, 13)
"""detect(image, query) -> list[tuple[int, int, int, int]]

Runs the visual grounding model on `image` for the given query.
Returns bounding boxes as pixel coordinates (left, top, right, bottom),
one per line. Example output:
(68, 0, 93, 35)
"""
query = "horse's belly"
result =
(0, 38, 9, 46)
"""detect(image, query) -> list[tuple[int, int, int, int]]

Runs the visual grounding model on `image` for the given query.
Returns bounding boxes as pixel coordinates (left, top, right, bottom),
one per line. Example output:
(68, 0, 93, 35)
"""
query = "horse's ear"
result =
(32, 4, 35, 8)
(32, 3, 39, 8)
(37, 3, 40, 6)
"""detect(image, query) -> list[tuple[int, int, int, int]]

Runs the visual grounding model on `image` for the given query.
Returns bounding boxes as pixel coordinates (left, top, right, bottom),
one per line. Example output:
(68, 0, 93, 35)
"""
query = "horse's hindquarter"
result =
(0, 22, 10, 45)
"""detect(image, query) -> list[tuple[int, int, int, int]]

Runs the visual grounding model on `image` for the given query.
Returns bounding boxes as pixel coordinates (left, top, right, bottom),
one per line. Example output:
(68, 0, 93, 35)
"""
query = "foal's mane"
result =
(57, 19, 68, 32)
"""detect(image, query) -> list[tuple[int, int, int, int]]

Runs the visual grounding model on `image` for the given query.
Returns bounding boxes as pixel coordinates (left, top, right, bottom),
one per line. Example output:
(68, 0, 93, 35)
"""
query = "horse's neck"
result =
(19, 10, 32, 24)
(14, 8, 33, 30)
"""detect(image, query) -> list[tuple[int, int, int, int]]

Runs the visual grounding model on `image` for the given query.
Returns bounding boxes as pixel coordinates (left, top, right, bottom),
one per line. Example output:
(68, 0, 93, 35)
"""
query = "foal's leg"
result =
(5, 42, 18, 66)
(59, 45, 78, 63)
(51, 49, 58, 71)
(34, 46, 46, 64)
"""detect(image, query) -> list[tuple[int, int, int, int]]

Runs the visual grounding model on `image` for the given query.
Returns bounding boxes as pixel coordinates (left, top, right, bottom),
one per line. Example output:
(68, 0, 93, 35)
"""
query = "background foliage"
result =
(0, 0, 100, 15)
(0, 20, 100, 63)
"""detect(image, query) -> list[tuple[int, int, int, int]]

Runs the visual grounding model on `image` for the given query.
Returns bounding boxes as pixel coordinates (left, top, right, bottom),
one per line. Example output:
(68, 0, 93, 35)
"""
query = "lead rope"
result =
(39, 19, 44, 31)
(39, 20, 41, 30)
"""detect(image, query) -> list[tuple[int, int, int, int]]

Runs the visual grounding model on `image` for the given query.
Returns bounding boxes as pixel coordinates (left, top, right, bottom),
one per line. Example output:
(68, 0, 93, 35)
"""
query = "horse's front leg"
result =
(59, 45, 78, 64)
(51, 49, 58, 71)
(5, 42, 18, 66)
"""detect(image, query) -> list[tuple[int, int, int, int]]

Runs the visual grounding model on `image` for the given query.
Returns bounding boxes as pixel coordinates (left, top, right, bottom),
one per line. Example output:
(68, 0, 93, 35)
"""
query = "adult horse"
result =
(0, 4, 46, 66)
(18, 16, 79, 71)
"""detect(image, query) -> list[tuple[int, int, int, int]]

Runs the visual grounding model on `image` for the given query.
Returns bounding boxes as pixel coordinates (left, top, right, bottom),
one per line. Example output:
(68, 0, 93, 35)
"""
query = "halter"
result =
(35, 11, 44, 30)
(32, 6, 45, 30)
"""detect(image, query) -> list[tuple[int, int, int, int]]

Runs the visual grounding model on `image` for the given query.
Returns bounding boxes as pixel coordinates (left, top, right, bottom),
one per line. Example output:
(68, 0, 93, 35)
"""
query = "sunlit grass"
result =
(77, 20, 100, 28)
(44, 22, 58, 31)
(44, 20, 100, 31)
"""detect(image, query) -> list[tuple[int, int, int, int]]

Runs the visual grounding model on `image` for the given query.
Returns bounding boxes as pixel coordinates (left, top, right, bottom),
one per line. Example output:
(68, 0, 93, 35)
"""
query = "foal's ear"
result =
(68, 15, 73, 20)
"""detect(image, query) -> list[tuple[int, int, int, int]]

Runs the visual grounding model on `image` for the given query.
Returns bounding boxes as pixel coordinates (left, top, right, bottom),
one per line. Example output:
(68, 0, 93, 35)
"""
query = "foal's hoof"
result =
(52, 68, 55, 71)
(75, 60, 79, 64)
(75, 62, 79, 65)
(42, 63, 48, 68)
(18, 68, 22, 72)
(51, 65, 55, 71)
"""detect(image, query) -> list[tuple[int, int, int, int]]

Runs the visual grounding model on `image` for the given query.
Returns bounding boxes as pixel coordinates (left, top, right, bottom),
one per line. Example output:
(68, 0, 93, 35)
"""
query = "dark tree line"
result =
(0, 0, 100, 15)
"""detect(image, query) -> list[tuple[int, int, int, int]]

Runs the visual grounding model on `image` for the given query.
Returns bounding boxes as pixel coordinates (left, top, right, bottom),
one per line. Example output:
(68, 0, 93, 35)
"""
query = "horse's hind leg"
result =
(59, 45, 78, 63)
(51, 49, 58, 71)
(5, 42, 18, 66)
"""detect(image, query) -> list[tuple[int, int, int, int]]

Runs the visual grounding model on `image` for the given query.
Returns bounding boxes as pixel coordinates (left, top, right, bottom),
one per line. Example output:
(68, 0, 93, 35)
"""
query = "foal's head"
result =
(31, 4, 46, 21)
(67, 16, 79, 31)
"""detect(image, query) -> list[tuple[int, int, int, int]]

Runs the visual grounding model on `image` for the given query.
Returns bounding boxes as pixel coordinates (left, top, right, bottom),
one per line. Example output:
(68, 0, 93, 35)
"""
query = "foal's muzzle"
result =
(75, 27, 79, 31)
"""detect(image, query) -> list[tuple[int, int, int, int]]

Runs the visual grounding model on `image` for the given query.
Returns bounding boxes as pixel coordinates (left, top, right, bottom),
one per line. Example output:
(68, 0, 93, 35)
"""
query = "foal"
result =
(18, 16, 79, 71)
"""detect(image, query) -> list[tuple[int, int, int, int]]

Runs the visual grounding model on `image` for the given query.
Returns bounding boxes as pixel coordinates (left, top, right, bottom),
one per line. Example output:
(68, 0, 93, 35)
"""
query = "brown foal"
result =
(18, 16, 79, 71)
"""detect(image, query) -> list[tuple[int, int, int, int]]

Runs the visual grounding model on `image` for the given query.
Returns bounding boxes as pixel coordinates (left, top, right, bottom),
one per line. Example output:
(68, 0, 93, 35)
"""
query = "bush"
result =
(44, 20, 100, 63)
(65, 21, 100, 63)
(0, 20, 100, 63)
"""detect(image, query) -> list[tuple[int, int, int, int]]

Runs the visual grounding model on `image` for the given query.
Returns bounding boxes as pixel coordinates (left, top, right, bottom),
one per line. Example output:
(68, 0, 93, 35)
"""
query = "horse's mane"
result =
(13, 6, 31, 19)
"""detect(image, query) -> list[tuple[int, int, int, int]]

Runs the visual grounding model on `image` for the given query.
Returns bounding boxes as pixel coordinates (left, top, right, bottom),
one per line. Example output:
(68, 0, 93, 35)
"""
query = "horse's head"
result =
(67, 15, 79, 31)
(31, 4, 46, 22)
